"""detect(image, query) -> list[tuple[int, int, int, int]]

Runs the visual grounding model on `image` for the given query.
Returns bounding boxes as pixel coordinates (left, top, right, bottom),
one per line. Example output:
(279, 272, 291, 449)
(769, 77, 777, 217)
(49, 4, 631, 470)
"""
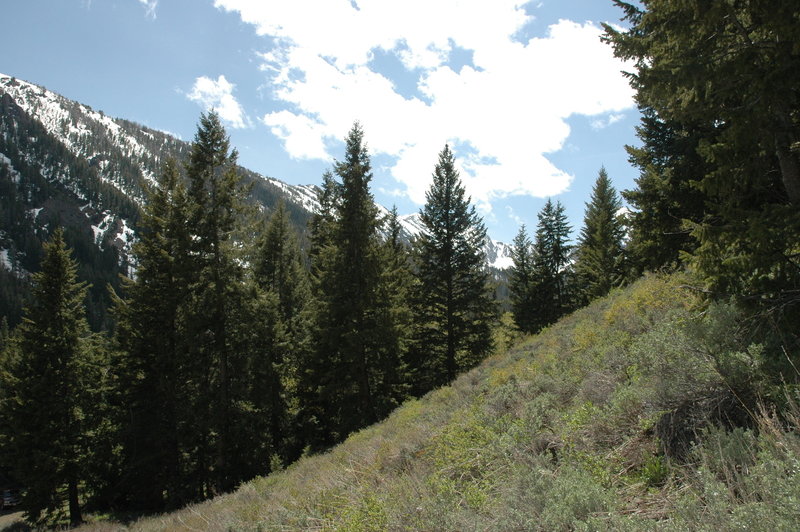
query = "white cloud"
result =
(187, 75, 249, 129)
(137, 0, 158, 18)
(214, 0, 635, 206)
(591, 113, 626, 130)
(505, 206, 525, 227)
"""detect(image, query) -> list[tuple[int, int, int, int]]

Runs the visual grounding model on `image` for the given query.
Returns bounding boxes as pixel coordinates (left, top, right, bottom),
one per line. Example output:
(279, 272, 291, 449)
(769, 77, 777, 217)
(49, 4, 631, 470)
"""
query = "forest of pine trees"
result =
(0, 111, 635, 525)
(2, 0, 799, 519)
(0, 116, 507, 524)
(0, 110, 648, 523)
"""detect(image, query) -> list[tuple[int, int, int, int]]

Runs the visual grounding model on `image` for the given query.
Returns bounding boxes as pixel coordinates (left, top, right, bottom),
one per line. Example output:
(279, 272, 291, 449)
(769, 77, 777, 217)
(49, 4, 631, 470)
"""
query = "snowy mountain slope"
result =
(374, 206, 514, 270)
(0, 73, 512, 287)
(1, 73, 184, 202)
(0, 74, 314, 269)
(0, 73, 315, 327)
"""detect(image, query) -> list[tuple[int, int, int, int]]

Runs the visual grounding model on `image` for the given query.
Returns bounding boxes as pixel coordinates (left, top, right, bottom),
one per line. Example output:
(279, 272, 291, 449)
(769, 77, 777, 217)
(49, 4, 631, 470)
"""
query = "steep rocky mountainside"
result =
(0, 74, 317, 327)
(0, 74, 512, 328)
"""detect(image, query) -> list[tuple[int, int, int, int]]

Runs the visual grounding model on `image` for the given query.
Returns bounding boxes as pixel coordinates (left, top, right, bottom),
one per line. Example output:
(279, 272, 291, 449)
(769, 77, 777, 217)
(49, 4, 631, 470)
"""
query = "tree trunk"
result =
(776, 141, 800, 205)
(68, 475, 82, 527)
(774, 110, 800, 205)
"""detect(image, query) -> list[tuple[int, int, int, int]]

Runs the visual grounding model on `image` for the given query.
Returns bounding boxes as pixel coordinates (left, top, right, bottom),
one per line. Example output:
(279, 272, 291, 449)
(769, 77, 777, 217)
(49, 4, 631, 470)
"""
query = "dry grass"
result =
(77, 273, 800, 531)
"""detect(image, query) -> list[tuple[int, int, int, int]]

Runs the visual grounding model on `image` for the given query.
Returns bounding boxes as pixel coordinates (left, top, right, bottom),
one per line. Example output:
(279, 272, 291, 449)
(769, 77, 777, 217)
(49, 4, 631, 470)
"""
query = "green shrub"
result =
(639, 455, 669, 487)
(499, 464, 612, 531)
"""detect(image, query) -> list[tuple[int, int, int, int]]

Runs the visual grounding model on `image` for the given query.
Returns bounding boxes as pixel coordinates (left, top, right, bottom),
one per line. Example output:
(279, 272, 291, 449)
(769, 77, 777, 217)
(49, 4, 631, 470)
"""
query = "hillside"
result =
(0, 73, 319, 329)
(0, 73, 513, 330)
(74, 273, 799, 531)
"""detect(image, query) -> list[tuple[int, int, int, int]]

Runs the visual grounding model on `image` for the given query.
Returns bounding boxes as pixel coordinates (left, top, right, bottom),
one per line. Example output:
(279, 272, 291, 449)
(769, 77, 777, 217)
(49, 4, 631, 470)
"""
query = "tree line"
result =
(0, 116, 500, 526)
(4, 0, 798, 519)
(0, 113, 649, 528)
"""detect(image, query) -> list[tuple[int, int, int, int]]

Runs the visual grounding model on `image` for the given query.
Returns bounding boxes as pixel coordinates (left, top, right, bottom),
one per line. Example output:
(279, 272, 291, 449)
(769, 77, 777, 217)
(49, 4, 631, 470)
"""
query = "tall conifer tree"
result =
(531, 199, 572, 331)
(253, 201, 312, 464)
(373, 206, 413, 410)
(413, 145, 494, 388)
(298, 174, 339, 449)
(604, 0, 800, 314)
(310, 123, 396, 444)
(183, 111, 252, 493)
(621, 109, 708, 275)
(2, 229, 107, 526)
(114, 159, 194, 510)
(574, 167, 625, 304)
(509, 224, 536, 333)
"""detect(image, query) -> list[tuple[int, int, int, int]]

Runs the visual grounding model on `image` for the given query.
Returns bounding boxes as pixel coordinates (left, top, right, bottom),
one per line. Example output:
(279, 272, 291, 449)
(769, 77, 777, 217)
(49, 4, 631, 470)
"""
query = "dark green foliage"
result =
(298, 173, 340, 448)
(0, 229, 110, 527)
(240, 287, 287, 473)
(621, 109, 709, 275)
(256, 201, 311, 334)
(412, 145, 495, 389)
(253, 201, 312, 463)
(308, 124, 409, 446)
(374, 207, 413, 409)
(604, 1, 800, 322)
(115, 114, 273, 509)
(114, 159, 194, 510)
(183, 111, 254, 494)
(573, 168, 625, 304)
(509, 225, 536, 334)
(530, 199, 573, 331)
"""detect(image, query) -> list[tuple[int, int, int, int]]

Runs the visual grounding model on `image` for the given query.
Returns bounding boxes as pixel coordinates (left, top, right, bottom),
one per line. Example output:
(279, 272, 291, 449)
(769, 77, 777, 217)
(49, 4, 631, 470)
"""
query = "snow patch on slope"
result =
(27, 207, 43, 221)
(0, 249, 11, 270)
(82, 204, 136, 267)
(0, 152, 21, 183)
(91, 211, 115, 245)
(0, 74, 156, 197)
(265, 177, 321, 213)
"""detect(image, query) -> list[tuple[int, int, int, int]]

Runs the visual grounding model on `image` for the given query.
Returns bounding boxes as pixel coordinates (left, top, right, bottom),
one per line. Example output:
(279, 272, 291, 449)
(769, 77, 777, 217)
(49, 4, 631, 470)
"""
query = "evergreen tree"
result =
(308, 170, 339, 272)
(531, 199, 572, 331)
(373, 206, 413, 410)
(0, 317, 9, 350)
(256, 201, 311, 335)
(413, 144, 495, 389)
(309, 123, 405, 445)
(574, 167, 625, 303)
(252, 201, 312, 464)
(621, 109, 709, 275)
(1, 229, 107, 526)
(114, 159, 194, 510)
(183, 111, 253, 493)
(297, 172, 340, 450)
(604, 0, 800, 315)
(509, 224, 536, 334)
(241, 285, 286, 475)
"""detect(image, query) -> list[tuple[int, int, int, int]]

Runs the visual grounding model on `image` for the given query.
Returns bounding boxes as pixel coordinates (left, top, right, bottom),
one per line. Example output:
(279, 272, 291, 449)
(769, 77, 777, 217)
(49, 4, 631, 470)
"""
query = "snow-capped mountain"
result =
(0, 72, 513, 319)
(374, 207, 514, 270)
(0, 73, 316, 274)
(1, 74, 183, 202)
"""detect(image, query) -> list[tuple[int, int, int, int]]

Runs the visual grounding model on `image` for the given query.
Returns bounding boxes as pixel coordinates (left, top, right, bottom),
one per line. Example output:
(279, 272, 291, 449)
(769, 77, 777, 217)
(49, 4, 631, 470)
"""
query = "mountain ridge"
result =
(0, 73, 513, 275)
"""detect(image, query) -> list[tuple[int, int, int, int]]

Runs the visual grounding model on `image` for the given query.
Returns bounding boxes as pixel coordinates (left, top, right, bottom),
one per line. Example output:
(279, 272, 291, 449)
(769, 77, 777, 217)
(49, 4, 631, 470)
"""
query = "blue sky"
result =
(1, 0, 640, 243)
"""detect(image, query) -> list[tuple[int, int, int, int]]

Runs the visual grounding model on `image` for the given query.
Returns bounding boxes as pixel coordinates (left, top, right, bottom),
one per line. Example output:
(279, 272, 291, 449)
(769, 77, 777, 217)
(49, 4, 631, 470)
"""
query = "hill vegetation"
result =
(74, 273, 800, 530)
(0, 74, 313, 331)
(1, 0, 799, 529)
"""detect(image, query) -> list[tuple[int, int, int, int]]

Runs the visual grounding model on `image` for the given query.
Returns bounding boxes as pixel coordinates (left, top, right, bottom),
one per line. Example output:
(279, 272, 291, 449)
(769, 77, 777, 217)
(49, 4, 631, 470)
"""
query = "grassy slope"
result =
(83, 274, 800, 531)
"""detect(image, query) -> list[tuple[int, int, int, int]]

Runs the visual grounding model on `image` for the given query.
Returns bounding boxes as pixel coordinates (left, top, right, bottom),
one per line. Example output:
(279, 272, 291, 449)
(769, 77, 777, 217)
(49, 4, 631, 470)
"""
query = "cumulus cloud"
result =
(137, 0, 158, 18)
(214, 0, 634, 206)
(506, 206, 525, 227)
(591, 113, 626, 130)
(187, 75, 249, 129)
